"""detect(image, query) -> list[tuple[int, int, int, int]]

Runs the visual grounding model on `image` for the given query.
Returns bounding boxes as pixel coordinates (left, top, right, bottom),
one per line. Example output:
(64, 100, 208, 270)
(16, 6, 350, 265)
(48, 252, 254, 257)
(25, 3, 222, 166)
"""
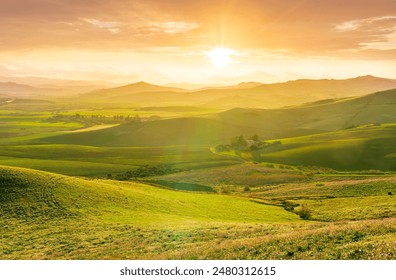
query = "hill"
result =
(247, 123, 396, 171)
(0, 82, 45, 97)
(1, 166, 395, 260)
(40, 117, 265, 146)
(196, 75, 396, 109)
(0, 81, 79, 98)
(0, 165, 297, 224)
(80, 76, 396, 109)
(85, 81, 186, 98)
(43, 88, 396, 147)
(217, 88, 396, 132)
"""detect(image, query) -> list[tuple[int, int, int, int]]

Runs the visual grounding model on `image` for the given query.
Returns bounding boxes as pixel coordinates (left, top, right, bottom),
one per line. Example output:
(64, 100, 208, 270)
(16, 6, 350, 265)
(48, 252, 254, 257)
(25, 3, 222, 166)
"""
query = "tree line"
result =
(215, 134, 281, 152)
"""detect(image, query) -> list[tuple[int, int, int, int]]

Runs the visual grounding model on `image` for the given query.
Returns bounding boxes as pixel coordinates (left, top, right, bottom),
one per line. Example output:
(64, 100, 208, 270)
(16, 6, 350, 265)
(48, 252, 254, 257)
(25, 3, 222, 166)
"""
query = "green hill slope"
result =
(0, 165, 298, 225)
(250, 123, 396, 170)
(42, 88, 396, 147)
(41, 117, 272, 146)
(2, 165, 395, 260)
(217, 88, 396, 132)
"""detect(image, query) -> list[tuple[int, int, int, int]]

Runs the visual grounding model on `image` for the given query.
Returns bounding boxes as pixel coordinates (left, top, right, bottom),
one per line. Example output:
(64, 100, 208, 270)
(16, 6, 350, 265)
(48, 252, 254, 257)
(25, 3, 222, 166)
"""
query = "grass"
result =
(0, 165, 298, 225)
(0, 157, 134, 176)
(2, 90, 396, 260)
(1, 165, 395, 260)
(243, 124, 396, 170)
(293, 196, 395, 221)
(251, 176, 396, 198)
(244, 174, 396, 222)
(0, 144, 240, 176)
(40, 117, 267, 146)
(147, 162, 307, 192)
(161, 219, 396, 260)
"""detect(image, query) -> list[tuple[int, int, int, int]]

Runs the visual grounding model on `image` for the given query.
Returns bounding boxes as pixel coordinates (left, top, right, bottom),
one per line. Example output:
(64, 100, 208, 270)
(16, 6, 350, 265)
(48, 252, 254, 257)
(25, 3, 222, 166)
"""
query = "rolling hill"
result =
(42, 88, 396, 147)
(0, 165, 298, 224)
(217, 88, 396, 131)
(0, 81, 78, 98)
(80, 76, 396, 109)
(249, 123, 396, 171)
(84, 82, 186, 97)
(41, 117, 264, 146)
(1, 166, 395, 260)
(0, 82, 46, 97)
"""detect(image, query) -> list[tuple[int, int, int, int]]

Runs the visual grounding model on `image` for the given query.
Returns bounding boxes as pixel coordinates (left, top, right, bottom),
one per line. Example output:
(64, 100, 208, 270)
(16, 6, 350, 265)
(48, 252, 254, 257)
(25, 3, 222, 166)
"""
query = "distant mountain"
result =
(236, 82, 263, 88)
(81, 76, 396, 109)
(196, 75, 396, 108)
(0, 82, 38, 93)
(0, 76, 115, 96)
(0, 76, 115, 88)
(252, 75, 396, 100)
(0, 81, 87, 98)
(86, 81, 186, 98)
(0, 82, 55, 97)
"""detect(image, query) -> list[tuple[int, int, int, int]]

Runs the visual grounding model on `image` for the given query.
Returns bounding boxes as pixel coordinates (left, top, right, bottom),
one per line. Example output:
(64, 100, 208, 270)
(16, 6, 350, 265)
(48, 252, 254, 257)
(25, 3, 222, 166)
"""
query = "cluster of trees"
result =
(48, 113, 163, 126)
(75, 113, 142, 122)
(215, 134, 282, 152)
(111, 164, 178, 180)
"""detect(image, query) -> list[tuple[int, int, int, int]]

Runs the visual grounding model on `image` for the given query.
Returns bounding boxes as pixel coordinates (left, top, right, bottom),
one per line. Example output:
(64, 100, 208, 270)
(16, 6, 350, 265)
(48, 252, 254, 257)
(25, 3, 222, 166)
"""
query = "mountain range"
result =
(80, 75, 396, 109)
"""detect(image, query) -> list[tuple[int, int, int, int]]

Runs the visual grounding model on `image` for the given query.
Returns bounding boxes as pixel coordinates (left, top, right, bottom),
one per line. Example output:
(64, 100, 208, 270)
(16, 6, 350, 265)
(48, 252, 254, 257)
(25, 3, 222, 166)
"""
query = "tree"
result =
(230, 135, 247, 150)
(249, 133, 260, 142)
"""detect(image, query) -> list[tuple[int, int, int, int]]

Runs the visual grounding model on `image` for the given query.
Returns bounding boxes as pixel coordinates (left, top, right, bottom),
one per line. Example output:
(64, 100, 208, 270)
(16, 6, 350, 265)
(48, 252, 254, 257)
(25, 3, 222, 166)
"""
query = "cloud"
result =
(149, 21, 199, 34)
(335, 16, 396, 32)
(83, 18, 121, 34)
(0, 0, 395, 83)
(335, 16, 396, 50)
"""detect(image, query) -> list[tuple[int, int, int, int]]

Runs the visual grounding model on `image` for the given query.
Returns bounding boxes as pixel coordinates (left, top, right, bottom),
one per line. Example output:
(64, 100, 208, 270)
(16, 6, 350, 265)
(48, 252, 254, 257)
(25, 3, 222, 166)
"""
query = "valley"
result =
(1, 77, 396, 260)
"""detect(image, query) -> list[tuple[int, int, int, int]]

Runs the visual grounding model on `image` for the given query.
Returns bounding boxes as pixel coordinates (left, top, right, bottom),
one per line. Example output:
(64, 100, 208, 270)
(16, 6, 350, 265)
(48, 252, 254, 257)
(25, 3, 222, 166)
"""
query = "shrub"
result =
(282, 201, 297, 211)
(219, 186, 230, 194)
(296, 205, 312, 220)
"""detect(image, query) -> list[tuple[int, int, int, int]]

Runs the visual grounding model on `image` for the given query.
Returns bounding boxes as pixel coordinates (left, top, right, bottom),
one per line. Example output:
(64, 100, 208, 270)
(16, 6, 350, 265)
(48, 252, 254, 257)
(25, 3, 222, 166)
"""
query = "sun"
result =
(207, 48, 235, 67)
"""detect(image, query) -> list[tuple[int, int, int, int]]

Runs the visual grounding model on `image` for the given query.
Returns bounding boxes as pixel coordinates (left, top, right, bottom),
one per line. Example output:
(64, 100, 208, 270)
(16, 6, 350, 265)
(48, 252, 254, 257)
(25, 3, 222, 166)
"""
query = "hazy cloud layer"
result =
(1, 0, 395, 53)
(0, 0, 395, 83)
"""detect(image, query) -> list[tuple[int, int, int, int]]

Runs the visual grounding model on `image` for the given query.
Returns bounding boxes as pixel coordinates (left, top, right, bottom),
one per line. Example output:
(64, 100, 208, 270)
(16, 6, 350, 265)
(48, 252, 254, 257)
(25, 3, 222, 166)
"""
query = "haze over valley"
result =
(1, 0, 396, 260)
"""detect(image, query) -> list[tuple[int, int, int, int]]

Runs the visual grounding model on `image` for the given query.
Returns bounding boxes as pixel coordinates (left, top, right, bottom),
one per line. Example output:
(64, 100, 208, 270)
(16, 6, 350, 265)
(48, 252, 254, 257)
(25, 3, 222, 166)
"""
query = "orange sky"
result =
(0, 0, 395, 85)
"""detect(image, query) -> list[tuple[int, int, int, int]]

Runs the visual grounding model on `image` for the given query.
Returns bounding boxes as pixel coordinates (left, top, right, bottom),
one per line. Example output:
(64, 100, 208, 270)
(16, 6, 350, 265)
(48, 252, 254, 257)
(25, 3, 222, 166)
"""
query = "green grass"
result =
(0, 165, 299, 225)
(0, 144, 240, 176)
(2, 89, 396, 260)
(251, 176, 396, 198)
(147, 162, 307, 193)
(293, 196, 395, 221)
(245, 174, 396, 222)
(0, 110, 85, 143)
(246, 124, 396, 170)
(2, 165, 395, 260)
(0, 157, 134, 176)
(144, 180, 215, 192)
(40, 117, 268, 146)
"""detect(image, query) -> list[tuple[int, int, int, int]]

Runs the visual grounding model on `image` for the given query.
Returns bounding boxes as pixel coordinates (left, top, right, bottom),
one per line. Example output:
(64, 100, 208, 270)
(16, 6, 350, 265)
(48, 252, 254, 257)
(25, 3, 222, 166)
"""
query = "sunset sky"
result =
(1, 0, 396, 85)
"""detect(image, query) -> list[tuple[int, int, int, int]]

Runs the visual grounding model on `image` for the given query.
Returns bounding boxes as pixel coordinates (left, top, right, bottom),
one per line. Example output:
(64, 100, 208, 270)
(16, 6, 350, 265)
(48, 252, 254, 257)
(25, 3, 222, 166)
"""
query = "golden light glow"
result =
(0, 0, 395, 85)
(207, 48, 235, 67)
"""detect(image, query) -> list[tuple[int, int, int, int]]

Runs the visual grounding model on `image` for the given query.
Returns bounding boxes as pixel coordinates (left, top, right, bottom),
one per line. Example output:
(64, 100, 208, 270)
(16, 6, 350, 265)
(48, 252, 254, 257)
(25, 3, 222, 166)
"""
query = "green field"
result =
(1, 165, 395, 260)
(247, 124, 396, 170)
(1, 87, 396, 260)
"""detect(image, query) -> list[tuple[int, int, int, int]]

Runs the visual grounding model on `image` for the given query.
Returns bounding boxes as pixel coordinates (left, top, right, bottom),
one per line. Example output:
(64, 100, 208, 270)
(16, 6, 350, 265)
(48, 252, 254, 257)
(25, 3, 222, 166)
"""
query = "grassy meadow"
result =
(1, 85, 396, 260)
